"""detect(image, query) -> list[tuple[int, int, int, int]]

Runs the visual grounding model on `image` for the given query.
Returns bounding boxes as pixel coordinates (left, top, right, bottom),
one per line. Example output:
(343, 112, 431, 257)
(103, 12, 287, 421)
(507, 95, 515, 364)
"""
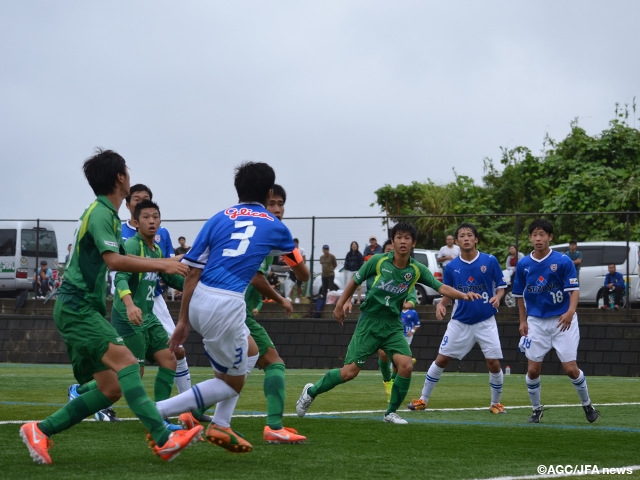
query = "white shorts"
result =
(153, 294, 175, 337)
(521, 314, 579, 363)
(189, 283, 249, 376)
(406, 335, 414, 346)
(438, 317, 503, 360)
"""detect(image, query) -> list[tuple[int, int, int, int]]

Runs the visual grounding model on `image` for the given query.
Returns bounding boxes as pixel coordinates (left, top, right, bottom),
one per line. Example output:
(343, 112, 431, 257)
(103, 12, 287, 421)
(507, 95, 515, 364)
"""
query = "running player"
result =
(153, 162, 305, 453)
(296, 222, 481, 424)
(180, 184, 309, 444)
(20, 149, 202, 465)
(407, 222, 508, 413)
(513, 218, 598, 423)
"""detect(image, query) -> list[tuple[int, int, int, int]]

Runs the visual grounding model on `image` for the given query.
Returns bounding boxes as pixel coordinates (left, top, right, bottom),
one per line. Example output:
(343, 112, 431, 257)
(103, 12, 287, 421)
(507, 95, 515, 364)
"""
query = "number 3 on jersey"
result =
(223, 221, 256, 257)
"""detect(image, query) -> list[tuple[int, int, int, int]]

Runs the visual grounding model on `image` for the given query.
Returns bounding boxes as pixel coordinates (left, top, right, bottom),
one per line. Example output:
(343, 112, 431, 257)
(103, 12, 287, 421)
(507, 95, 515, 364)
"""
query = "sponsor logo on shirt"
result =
(143, 272, 159, 282)
(225, 207, 274, 221)
(105, 241, 118, 247)
(376, 280, 409, 294)
(569, 278, 578, 285)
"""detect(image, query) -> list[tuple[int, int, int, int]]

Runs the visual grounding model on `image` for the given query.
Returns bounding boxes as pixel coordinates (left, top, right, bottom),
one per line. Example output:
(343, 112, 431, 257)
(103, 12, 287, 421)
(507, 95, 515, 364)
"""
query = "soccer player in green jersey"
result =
(20, 149, 202, 465)
(110, 199, 185, 430)
(296, 222, 481, 424)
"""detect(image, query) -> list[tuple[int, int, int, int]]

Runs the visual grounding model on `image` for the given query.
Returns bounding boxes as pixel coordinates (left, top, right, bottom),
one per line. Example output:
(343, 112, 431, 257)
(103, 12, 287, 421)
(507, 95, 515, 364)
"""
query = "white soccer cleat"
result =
(383, 412, 408, 424)
(296, 383, 315, 417)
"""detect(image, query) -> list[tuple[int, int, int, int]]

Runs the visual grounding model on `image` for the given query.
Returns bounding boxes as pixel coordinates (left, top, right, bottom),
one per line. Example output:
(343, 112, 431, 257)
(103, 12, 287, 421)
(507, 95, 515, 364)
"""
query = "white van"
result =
(551, 241, 640, 306)
(0, 221, 59, 297)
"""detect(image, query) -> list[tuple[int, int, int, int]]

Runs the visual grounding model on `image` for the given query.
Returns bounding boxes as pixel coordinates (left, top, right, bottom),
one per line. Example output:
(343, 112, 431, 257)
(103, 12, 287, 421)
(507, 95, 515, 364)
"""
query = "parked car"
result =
(550, 241, 640, 306)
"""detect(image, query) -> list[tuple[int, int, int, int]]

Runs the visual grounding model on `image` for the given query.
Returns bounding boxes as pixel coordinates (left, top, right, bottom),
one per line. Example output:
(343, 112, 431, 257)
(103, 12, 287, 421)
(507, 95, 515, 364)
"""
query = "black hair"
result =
(382, 239, 393, 251)
(528, 218, 553, 235)
(133, 199, 160, 221)
(272, 184, 287, 204)
(390, 221, 418, 241)
(126, 184, 153, 204)
(234, 161, 275, 205)
(82, 148, 127, 196)
(178, 236, 186, 241)
(455, 222, 479, 240)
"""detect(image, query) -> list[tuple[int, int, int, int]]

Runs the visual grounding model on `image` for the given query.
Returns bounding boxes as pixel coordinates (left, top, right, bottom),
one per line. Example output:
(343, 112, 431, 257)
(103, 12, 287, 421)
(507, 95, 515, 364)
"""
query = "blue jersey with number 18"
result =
(182, 203, 295, 293)
(511, 249, 579, 318)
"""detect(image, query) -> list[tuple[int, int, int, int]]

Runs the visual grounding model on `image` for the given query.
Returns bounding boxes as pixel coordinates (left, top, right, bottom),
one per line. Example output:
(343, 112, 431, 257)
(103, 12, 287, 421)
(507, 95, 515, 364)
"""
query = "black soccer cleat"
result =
(528, 407, 543, 423)
(583, 404, 599, 423)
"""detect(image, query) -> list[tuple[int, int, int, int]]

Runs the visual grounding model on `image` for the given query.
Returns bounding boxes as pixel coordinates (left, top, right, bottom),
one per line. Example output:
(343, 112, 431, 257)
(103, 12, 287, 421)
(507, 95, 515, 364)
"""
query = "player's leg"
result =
(475, 318, 506, 413)
(154, 294, 192, 394)
(553, 315, 598, 422)
(521, 317, 551, 423)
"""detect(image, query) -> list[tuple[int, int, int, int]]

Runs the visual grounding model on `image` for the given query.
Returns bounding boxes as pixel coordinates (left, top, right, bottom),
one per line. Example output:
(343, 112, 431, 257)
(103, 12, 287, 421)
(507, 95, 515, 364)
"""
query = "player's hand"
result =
(333, 303, 347, 325)
(126, 305, 143, 326)
(170, 320, 190, 353)
(160, 259, 189, 276)
(173, 254, 185, 261)
(463, 292, 482, 301)
(518, 321, 528, 336)
(279, 297, 294, 316)
(489, 295, 501, 308)
(435, 302, 447, 321)
(556, 313, 573, 332)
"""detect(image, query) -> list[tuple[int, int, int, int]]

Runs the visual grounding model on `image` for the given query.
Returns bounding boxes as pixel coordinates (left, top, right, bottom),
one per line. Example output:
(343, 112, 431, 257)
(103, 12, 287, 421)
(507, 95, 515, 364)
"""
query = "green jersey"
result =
(355, 252, 441, 318)
(245, 256, 274, 317)
(111, 233, 184, 336)
(57, 195, 124, 315)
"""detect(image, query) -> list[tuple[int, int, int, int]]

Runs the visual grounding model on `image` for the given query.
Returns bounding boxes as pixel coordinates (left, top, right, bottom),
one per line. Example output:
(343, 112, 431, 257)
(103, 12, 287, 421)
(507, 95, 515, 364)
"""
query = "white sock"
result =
(156, 378, 236, 418)
(571, 370, 591, 406)
(174, 357, 191, 394)
(211, 354, 259, 427)
(420, 361, 445, 402)
(526, 374, 541, 409)
(489, 370, 503, 405)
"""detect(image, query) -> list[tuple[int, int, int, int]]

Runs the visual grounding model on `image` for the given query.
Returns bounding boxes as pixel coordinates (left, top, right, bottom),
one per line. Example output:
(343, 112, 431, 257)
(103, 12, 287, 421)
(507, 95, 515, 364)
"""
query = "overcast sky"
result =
(1, 1, 639, 259)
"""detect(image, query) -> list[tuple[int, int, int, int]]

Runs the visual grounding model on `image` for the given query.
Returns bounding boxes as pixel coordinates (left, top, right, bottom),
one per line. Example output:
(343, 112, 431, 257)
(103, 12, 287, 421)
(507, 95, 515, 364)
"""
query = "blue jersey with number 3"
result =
(444, 252, 507, 325)
(512, 250, 579, 318)
(183, 203, 295, 293)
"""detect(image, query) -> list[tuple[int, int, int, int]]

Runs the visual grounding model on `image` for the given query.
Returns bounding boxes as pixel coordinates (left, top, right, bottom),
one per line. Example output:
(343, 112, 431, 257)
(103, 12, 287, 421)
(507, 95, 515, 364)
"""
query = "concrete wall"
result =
(1, 302, 638, 376)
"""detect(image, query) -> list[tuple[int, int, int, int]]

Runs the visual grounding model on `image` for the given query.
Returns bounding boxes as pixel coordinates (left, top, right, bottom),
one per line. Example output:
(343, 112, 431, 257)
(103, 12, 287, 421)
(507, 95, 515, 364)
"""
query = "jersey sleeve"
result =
(491, 256, 508, 289)
(417, 261, 442, 291)
(89, 206, 122, 256)
(354, 253, 383, 285)
(115, 238, 140, 298)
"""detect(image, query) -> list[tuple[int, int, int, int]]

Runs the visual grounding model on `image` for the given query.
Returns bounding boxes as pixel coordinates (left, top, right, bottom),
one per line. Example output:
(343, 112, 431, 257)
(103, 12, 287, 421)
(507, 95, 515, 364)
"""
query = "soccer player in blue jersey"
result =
(154, 162, 305, 452)
(408, 223, 508, 413)
(512, 219, 598, 424)
(296, 222, 481, 424)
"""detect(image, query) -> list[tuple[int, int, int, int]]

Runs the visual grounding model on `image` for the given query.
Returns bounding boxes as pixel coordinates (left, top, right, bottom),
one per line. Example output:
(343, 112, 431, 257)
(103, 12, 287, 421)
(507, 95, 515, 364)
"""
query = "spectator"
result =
(505, 244, 525, 280)
(174, 236, 191, 255)
(343, 241, 364, 304)
(599, 264, 625, 310)
(363, 235, 382, 261)
(437, 235, 461, 268)
(319, 244, 337, 298)
(565, 240, 582, 277)
(33, 260, 53, 298)
(65, 243, 72, 264)
(266, 269, 281, 296)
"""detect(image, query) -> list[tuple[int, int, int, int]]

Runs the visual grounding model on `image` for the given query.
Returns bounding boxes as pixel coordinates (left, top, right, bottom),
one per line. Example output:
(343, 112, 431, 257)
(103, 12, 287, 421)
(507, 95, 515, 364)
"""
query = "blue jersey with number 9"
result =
(182, 203, 295, 293)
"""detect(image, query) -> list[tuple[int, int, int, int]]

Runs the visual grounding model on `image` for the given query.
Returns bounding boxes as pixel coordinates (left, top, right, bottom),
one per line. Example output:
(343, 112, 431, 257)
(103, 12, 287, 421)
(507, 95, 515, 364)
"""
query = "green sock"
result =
(264, 363, 286, 429)
(379, 358, 391, 382)
(154, 367, 176, 403)
(39, 389, 112, 437)
(386, 374, 411, 415)
(77, 380, 98, 395)
(118, 364, 169, 446)
(391, 371, 398, 380)
(309, 368, 344, 397)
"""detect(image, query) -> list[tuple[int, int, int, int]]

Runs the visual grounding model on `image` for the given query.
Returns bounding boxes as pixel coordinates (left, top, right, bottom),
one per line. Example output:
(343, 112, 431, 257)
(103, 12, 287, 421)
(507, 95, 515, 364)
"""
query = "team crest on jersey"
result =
(480, 265, 487, 273)
(404, 272, 413, 281)
(550, 264, 558, 272)
(225, 207, 274, 221)
(155, 234, 161, 243)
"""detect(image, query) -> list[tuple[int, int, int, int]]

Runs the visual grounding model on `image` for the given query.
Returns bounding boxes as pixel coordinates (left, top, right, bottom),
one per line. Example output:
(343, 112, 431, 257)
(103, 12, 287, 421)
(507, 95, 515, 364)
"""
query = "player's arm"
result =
(113, 269, 142, 325)
(104, 251, 188, 277)
(162, 271, 185, 292)
(333, 277, 358, 325)
(557, 289, 579, 332)
(250, 271, 293, 316)
(517, 297, 528, 336)
(170, 266, 201, 353)
(282, 247, 310, 281)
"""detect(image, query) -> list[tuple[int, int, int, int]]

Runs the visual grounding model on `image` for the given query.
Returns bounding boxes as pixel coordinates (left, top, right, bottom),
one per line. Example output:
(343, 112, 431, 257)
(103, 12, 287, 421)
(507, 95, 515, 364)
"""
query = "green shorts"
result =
(123, 320, 171, 367)
(53, 298, 126, 385)
(245, 315, 275, 357)
(344, 313, 412, 368)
